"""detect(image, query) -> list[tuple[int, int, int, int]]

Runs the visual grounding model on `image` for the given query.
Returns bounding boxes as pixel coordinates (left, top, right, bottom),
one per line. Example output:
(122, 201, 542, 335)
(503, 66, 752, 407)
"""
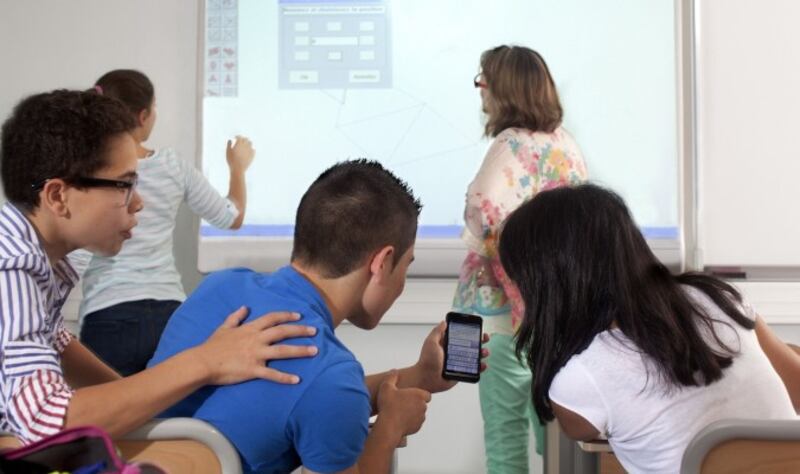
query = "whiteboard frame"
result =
(196, 0, 695, 276)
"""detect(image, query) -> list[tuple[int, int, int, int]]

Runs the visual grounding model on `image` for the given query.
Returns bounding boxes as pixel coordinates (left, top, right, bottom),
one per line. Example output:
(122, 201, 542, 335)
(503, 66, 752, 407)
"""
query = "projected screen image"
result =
(200, 0, 678, 243)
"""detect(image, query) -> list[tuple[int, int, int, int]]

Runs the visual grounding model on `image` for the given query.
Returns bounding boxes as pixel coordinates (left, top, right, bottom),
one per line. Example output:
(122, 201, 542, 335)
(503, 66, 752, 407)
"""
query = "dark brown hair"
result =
(481, 45, 563, 137)
(95, 69, 155, 117)
(1, 90, 135, 211)
(291, 159, 422, 278)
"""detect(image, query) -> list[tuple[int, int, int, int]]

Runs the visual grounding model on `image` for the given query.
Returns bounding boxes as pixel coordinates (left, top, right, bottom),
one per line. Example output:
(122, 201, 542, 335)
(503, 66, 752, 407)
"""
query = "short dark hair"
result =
(291, 159, 422, 278)
(1, 89, 136, 211)
(499, 184, 753, 424)
(481, 45, 563, 137)
(95, 69, 155, 116)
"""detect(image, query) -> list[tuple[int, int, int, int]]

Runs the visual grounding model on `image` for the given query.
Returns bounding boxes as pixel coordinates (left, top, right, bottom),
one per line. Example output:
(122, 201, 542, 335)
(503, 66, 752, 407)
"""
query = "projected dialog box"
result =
(278, 0, 391, 89)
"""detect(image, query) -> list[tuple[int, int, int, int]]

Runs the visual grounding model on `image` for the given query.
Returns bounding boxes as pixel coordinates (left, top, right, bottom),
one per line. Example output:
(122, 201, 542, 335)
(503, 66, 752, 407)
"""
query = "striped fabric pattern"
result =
(0, 203, 77, 443)
(75, 147, 238, 320)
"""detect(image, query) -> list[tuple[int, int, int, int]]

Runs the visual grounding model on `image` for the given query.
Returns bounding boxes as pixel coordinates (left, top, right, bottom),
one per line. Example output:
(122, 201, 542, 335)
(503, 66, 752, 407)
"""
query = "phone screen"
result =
(443, 312, 482, 383)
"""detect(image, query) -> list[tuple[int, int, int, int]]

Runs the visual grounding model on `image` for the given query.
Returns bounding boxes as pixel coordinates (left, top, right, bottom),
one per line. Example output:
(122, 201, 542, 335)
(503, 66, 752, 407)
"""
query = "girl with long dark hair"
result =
(498, 184, 800, 472)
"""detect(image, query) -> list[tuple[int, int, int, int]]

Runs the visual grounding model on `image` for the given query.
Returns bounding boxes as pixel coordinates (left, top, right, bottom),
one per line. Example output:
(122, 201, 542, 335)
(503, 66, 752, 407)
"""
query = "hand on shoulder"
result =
(193, 306, 318, 385)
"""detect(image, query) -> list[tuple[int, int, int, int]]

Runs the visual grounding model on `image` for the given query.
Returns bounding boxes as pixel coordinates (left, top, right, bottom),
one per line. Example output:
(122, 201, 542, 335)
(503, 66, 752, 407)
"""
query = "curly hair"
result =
(480, 45, 563, 137)
(1, 89, 136, 211)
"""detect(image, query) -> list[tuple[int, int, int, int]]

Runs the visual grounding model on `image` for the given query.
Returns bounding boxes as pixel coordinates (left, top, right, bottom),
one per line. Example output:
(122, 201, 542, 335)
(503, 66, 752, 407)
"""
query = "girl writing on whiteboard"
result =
(498, 184, 800, 472)
(451, 45, 588, 473)
(76, 69, 255, 376)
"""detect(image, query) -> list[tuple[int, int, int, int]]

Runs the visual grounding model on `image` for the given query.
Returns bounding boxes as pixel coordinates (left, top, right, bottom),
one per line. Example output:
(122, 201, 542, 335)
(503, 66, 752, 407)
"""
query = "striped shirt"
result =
(0, 203, 77, 443)
(75, 148, 238, 320)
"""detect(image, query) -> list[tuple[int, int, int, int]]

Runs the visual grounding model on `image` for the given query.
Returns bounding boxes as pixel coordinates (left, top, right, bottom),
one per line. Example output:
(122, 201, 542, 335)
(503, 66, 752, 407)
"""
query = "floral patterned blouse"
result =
(452, 127, 588, 335)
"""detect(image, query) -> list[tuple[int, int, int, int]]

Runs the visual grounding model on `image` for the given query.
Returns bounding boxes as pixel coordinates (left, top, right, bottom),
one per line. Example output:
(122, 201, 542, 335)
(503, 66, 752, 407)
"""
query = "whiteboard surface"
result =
(198, 0, 682, 273)
(696, 0, 800, 267)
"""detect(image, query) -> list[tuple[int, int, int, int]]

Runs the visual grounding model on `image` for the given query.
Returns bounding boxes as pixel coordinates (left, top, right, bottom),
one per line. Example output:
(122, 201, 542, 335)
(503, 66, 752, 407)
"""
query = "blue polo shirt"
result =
(148, 266, 371, 474)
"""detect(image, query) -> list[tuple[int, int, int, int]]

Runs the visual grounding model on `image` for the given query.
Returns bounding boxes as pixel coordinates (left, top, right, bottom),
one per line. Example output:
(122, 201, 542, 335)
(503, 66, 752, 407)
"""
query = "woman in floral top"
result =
(453, 45, 588, 473)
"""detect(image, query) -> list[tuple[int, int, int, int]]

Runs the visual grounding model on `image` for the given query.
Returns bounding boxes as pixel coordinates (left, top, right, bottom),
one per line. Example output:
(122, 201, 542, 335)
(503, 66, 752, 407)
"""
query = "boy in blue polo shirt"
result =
(150, 160, 480, 473)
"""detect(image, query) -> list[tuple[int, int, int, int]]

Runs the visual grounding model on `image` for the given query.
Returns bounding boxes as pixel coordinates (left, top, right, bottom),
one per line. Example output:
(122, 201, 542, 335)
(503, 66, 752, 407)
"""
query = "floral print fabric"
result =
(453, 127, 588, 334)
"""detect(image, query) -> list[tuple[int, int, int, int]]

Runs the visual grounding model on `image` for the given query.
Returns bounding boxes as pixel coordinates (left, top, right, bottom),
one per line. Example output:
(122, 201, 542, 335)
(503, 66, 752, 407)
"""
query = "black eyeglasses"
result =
(31, 175, 139, 207)
(473, 73, 487, 89)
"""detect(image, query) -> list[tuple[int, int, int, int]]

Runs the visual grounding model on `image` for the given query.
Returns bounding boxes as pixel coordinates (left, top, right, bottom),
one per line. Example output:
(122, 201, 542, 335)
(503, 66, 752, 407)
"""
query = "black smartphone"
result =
(442, 312, 483, 383)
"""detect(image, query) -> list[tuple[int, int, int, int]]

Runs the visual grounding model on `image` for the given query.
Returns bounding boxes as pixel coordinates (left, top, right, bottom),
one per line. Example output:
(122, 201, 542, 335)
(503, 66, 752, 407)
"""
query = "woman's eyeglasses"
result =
(473, 73, 487, 89)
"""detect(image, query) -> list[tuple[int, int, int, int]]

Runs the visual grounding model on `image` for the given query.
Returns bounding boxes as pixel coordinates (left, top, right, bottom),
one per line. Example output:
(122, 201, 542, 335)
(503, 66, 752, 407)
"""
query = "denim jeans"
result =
(80, 299, 181, 377)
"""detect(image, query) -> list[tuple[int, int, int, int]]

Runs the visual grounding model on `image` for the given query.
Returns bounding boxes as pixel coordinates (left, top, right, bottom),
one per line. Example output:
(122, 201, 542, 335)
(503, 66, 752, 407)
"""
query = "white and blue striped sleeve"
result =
(172, 151, 239, 229)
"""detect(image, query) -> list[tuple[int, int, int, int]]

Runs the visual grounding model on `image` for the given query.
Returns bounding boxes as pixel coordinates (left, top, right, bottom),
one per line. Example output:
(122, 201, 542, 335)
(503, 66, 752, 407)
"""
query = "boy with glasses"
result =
(0, 89, 317, 445)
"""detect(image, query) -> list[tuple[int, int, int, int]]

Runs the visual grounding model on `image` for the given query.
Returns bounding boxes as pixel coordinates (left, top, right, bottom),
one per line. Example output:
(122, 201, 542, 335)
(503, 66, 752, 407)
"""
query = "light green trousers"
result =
(480, 334, 545, 474)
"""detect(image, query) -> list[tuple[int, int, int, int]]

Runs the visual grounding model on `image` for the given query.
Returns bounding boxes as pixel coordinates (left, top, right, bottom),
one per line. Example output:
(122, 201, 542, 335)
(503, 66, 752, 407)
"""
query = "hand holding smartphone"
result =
(442, 312, 483, 383)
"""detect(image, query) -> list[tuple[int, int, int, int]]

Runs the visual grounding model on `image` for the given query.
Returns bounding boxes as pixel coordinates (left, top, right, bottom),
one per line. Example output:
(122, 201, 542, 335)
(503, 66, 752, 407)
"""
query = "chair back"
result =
(120, 418, 242, 474)
(681, 418, 800, 474)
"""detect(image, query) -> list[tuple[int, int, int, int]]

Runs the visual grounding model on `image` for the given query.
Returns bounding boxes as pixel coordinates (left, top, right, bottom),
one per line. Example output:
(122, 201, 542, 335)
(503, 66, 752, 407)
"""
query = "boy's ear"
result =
(368, 245, 395, 280)
(40, 179, 70, 217)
